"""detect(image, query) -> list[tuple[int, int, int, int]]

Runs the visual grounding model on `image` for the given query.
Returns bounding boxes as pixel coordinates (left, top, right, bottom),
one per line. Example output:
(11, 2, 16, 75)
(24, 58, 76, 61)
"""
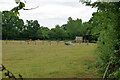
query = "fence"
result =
(2, 40, 89, 45)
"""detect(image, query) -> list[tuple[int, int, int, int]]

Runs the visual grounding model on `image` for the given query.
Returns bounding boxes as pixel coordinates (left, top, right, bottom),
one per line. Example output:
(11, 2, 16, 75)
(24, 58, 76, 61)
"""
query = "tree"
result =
(80, 1, 120, 78)
(61, 24, 67, 30)
(37, 26, 49, 40)
(66, 17, 85, 39)
(22, 20, 40, 39)
(2, 11, 24, 40)
(48, 25, 68, 40)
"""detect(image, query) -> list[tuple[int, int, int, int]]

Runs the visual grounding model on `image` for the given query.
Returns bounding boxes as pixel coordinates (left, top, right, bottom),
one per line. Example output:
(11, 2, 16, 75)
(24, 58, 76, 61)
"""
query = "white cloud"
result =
(0, 0, 18, 11)
(0, 0, 97, 28)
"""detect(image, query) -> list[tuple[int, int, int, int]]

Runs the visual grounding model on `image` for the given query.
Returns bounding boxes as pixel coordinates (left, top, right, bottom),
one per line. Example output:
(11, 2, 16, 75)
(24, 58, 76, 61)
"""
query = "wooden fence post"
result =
(49, 41, 51, 45)
(103, 62, 111, 79)
(57, 41, 59, 45)
(27, 41, 29, 45)
(87, 40, 89, 45)
(6, 40, 7, 45)
(35, 41, 36, 45)
(79, 40, 81, 44)
(42, 41, 44, 45)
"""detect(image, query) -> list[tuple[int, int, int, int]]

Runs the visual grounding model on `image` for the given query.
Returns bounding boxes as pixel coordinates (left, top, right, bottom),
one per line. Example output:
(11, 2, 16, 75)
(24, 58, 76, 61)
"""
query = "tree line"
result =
(1, 0, 120, 79)
(2, 11, 97, 42)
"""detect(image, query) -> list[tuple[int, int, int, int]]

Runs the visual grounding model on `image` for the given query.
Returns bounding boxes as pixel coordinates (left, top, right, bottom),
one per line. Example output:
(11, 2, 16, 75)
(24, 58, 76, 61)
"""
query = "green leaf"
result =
(20, 2, 25, 8)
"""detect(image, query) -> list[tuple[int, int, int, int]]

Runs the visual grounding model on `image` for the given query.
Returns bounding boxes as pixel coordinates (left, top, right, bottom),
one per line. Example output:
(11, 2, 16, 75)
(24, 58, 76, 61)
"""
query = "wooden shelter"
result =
(75, 35, 90, 43)
(75, 36, 83, 43)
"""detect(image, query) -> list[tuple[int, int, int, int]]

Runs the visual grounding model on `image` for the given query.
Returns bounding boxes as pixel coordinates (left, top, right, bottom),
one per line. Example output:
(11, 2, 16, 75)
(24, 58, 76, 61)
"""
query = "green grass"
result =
(2, 41, 99, 78)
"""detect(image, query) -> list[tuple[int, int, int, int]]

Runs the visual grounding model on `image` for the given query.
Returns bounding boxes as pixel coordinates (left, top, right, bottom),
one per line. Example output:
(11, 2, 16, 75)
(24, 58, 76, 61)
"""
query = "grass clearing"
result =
(2, 41, 99, 78)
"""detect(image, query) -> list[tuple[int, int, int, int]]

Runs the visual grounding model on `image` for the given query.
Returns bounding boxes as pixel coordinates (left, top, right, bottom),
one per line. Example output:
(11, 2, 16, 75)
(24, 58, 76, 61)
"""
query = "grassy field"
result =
(2, 41, 99, 78)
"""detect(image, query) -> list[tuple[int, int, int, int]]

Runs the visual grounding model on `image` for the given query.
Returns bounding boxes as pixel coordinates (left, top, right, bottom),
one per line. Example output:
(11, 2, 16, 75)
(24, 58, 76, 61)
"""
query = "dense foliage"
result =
(2, 11, 92, 41)
(81, 1, 120, 79)
(2, 11, 24, 40)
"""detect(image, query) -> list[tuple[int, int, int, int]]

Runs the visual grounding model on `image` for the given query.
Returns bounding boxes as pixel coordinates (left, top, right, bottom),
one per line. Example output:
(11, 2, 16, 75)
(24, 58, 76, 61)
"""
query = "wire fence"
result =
(2, 40, 89, 45)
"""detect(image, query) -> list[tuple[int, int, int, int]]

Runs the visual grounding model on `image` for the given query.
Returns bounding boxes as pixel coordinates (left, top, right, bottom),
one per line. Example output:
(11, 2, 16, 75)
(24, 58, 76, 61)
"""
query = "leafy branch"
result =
(0, 64, 23, 80)
(11, 0, 39, 17)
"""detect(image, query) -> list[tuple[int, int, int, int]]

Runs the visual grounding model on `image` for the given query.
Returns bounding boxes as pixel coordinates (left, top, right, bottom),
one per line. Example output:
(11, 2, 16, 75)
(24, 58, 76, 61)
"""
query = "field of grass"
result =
(2, 41, 99, 78)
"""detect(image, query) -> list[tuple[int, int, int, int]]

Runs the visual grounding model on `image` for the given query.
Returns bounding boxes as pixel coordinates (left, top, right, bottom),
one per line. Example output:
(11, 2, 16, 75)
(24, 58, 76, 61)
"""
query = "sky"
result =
(0, 0, 97, 29)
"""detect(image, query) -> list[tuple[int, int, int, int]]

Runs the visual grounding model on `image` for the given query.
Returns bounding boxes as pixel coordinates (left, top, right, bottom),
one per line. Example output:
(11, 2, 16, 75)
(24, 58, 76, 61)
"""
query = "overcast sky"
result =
(0, 0, 97, 29)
